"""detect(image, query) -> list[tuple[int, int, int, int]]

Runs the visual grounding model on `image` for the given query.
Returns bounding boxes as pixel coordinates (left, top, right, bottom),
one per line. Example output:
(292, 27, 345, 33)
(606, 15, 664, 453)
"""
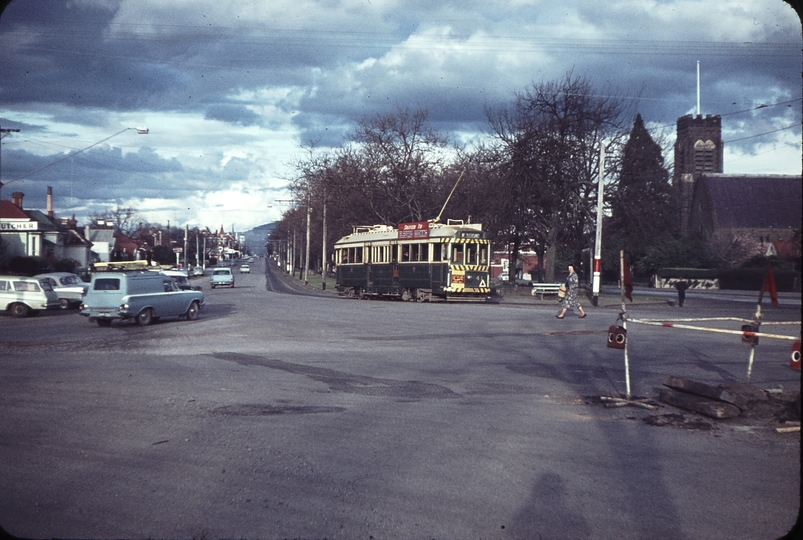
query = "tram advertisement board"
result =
(398, 221, 429, 240)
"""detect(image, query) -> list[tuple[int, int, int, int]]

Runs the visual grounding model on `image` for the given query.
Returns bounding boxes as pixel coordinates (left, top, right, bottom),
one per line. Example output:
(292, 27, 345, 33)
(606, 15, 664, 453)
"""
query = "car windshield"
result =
(60, 275, 80, 285)
(213, 270, 229, 275)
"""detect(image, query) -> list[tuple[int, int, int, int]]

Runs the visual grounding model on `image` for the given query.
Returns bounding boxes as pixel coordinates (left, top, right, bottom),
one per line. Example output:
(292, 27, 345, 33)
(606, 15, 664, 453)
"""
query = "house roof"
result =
(701, 174, 802, 229)
(114, 232, 140, 251)
(0, 200, 31, 219)
(63, 228, 92, 246)
(87, 228, 115, 244)
(26, 210, 58, 230)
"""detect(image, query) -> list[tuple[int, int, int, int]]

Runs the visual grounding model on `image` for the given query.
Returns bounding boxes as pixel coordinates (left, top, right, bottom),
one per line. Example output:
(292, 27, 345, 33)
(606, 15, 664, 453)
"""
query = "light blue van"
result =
(80, 271, 205, 326)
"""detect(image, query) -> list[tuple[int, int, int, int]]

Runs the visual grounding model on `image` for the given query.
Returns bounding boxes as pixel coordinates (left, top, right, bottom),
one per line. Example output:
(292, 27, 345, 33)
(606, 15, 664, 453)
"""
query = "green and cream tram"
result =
(334, 220, 491, 301)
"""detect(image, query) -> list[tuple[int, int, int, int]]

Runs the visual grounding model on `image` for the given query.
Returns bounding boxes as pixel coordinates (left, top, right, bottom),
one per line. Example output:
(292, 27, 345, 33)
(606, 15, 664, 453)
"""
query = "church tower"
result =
(673, 114, 723, 235)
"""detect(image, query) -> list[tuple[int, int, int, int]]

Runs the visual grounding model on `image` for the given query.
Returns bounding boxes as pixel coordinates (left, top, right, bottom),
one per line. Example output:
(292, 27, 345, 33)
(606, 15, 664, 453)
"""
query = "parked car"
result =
(159, 269, 202, 291)
(240, 264, 250, 274)
(80, 271, 204, 326)
(0, 275, 60, 317)
(210, 267, 235, 288)
(35, 272, 88, 309)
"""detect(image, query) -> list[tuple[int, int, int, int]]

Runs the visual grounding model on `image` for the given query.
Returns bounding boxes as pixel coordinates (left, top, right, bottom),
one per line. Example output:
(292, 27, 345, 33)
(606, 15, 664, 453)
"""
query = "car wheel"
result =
(136, 308, 153, 326)
(59, 298, 71, 310)
(96, 319, 112, 327)
(10, 303, 30, 318)
(186, 301, 200, 321)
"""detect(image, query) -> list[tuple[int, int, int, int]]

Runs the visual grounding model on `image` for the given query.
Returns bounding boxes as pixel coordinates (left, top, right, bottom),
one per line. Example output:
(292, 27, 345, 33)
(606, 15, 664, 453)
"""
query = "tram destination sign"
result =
(398, 221, 429, 240)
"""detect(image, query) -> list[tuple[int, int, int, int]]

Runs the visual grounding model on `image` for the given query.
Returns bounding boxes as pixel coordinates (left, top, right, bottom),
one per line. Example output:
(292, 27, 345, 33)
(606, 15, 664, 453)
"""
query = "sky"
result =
(0, 0, 800, 234)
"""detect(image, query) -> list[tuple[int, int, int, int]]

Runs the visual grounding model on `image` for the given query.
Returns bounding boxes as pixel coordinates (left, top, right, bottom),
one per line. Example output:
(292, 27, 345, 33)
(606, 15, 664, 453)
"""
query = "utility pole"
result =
(592, 143, 605, 307)
(321, 191, 327, 290)
(304, 192, 311, 286)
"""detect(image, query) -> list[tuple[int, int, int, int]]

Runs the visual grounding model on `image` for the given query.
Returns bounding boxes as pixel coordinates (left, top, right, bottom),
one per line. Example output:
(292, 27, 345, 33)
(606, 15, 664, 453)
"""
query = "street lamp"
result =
(4, 127, 148, 186)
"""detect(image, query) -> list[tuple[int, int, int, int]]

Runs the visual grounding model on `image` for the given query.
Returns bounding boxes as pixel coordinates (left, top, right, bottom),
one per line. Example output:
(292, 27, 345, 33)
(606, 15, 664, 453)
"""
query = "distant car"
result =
(210, 268, 235, 288)
(240, 264, 250, 274)
(191, 267, 205, 277)
(159, 270, 202, 291)
(35, 272, 88, 309)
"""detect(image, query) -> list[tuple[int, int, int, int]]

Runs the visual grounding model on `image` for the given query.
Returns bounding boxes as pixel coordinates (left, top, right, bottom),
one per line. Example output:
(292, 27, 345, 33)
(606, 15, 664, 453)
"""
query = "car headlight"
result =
(120, 303, 129, 311)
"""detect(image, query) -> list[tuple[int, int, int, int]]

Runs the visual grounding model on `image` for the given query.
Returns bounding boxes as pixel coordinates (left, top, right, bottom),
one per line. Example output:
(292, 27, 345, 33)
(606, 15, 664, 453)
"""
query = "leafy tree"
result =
(608, 114, 675, 270)
(636, 233, 716, 274)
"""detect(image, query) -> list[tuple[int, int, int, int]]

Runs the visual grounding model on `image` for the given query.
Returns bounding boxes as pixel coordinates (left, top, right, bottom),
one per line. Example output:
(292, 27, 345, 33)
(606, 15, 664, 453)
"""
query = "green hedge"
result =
(718, 268, 800, 292)
(656, 267, 719, 279)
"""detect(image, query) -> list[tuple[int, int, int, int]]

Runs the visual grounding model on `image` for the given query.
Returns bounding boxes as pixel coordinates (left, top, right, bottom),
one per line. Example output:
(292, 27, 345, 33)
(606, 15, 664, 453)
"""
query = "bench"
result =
(531, 283, 563, 299)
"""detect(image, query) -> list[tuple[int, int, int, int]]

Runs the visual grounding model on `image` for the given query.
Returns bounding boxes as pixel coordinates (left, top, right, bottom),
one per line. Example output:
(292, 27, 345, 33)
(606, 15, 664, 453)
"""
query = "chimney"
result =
(11, 192, 24, 208)
(47, 186, 54, 218)
(68, 214, 77, 230)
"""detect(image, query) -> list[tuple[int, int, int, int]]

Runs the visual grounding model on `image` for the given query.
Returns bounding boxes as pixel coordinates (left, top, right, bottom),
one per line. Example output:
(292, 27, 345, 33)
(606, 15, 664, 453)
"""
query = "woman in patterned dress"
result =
(556, 264, 586, 319)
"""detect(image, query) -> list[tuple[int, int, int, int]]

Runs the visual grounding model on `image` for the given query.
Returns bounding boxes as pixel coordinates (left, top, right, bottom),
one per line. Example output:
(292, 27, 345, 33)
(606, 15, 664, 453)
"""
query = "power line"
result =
(723, 123, 800, 144)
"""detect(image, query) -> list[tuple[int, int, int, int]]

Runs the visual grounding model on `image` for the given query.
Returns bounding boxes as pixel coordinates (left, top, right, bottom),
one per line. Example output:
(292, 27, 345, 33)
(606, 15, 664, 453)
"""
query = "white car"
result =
(34, 272, 88, 309)
(240, 264, 250, 274)
(1, 275, 60, 317)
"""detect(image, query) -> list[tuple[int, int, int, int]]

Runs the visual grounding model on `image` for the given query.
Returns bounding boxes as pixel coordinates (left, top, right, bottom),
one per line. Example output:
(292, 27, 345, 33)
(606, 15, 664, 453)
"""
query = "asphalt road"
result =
(0, 258, 800, 540)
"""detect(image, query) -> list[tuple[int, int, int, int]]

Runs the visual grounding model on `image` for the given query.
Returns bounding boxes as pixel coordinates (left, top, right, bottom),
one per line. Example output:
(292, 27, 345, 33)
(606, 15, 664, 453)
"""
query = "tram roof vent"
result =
(352, 224, 395, 235)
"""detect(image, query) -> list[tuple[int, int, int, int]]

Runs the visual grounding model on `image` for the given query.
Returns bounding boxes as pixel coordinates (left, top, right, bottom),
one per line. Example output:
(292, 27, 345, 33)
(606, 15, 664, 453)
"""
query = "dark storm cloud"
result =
(0, 0, 800, 229)
(204, 104, 262, 126)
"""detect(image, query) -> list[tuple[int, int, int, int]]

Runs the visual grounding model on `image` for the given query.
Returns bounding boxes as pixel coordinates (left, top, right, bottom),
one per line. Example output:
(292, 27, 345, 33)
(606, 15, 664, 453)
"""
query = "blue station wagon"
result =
(80, 271, 205, 326)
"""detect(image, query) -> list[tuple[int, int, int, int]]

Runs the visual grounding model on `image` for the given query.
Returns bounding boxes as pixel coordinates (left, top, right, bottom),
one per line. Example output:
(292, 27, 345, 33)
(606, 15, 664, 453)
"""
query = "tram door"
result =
(365, 243, 374, 293)
(391, 242, 400, 294)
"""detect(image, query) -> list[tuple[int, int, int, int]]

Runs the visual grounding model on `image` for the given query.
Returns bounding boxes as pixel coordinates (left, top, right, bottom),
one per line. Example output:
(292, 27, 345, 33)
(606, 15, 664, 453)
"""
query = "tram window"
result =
(373, 245, 387, 263)
(466, 244, 478, 265)
(432, 243, 442, 262)
(413, 244, 423, 262)
(452, 244, 464, 264)
(401, 245, 411, 262)
(479, 245, 488, 265)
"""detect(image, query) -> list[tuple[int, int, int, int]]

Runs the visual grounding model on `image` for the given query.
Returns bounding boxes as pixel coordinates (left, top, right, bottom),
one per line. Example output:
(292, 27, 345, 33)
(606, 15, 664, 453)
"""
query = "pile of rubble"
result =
(657, 375, 801, 431)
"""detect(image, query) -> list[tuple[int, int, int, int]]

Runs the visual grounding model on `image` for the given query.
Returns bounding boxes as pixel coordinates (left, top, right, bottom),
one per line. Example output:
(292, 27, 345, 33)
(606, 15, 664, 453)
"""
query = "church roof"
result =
(701, 174, 802, 229)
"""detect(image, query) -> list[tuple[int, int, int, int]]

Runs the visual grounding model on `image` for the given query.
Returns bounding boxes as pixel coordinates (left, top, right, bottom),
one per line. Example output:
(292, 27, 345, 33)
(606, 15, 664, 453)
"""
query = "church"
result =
(673, 113, 801, 266)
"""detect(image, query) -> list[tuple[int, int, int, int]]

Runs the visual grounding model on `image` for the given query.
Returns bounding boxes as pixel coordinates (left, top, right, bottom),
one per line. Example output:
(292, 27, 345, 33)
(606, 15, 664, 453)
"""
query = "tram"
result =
(334, 219, 491, 301)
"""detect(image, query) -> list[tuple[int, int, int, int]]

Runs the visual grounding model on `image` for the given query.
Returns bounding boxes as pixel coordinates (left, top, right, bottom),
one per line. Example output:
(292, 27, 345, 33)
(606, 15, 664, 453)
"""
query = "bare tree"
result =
(89, 206, 141, 236)
(351, 106, 452, 224)
(487, 72, 628, 281)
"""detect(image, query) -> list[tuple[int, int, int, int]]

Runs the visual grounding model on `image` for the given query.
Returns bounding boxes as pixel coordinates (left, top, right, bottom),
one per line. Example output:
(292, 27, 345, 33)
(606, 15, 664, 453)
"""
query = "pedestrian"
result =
(674, 279, 688, 307)
(557, 264, 587, 319)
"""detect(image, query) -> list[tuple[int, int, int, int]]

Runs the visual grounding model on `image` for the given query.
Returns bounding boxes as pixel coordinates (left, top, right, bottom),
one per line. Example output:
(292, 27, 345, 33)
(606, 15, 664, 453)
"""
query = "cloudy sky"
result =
(0, 0, 800, 233)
